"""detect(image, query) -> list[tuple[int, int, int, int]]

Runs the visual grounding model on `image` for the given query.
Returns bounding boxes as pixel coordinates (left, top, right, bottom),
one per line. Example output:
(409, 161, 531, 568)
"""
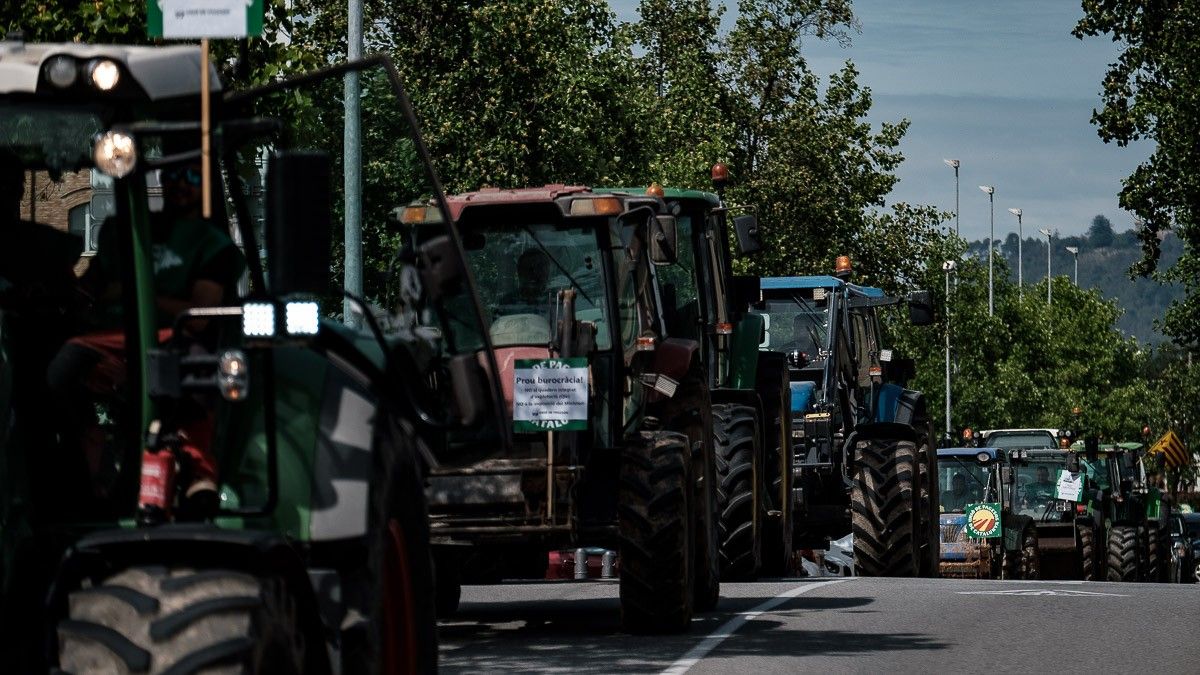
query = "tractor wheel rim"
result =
(383, 518, 419, 674)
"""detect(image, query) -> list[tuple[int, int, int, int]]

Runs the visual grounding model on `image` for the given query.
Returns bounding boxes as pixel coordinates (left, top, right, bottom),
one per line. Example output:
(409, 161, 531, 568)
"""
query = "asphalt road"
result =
(439, 576, 1200, 673)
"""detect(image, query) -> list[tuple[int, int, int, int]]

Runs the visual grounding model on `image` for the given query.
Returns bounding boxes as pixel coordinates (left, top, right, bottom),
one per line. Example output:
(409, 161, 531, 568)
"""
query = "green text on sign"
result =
(148, 0, 264, 38)
(513, 358, 589, 433)
(965, 502, 1002, 539)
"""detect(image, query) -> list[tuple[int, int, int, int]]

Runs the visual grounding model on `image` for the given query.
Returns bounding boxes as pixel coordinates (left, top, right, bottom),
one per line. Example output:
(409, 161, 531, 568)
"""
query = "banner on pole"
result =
(148, 0, 264, 38)
(513, 358, 589, 432)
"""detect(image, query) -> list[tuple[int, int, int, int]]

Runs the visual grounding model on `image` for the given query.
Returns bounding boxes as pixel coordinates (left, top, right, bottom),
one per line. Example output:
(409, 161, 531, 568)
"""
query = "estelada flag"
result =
(1149, 430, 1190, 469)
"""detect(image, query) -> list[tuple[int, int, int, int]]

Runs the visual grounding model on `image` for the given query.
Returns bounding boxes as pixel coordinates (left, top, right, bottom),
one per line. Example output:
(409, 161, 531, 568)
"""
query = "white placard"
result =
(1055, 470, 1084, 502)
(513, 358, 589, 432)
(162, 0, 249, 38)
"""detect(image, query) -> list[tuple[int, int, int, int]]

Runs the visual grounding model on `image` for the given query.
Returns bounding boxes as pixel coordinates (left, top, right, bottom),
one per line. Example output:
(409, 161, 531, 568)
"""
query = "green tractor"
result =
(595, 173, 794, 579)
(1074, 440, 1171, 582)
(1, 41, 496, 672)
(399, 186, 720, 631)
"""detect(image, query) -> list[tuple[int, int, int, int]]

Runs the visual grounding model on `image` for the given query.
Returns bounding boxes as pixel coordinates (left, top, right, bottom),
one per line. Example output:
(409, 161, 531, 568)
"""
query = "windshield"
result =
(757, 293, 830, 360)
(656, 214, 701, 340)
(0, 103, 104, 173)
(464, 222, 612, 349)
(986, 432, 1056, 449)
(1015, 459, 1067, 517)
(938, 459, 996, 512)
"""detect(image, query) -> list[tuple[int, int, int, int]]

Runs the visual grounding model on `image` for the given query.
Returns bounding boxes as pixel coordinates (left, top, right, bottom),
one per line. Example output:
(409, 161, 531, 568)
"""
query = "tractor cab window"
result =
(461, 222, 611, 350)
(986, 432, 1056, 449)
(756, 293, 829, 365)
(849, 307, 879, 386)
(615, 219, 660, 357)
(1014, 460, 1064, 517)
(656, 214, 701, 340)
(938, 460, 994, 512)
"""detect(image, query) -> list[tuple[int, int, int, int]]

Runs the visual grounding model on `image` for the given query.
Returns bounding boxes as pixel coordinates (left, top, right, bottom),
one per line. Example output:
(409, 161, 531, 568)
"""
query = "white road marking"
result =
(957, 588, 1128, 597)
(661, 579, 851, 675)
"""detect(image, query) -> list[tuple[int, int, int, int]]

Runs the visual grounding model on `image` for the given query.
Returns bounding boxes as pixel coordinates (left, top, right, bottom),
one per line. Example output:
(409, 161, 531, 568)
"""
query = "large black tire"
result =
(916, 422, 939, 578)
(342, 411, 439, 674)
(1106, 525, 1140, 582)
(757, 353, 793, 577)
(1078, 524, 1096, 581)
(712, 404, 761, 580)
(851, 437, 918, 577)
(692, 422, 721, 612)
(1019, 529, 1041, 580)
(619, 430, 694, 633)
(57, 566, 307, 674)
(1146, 522, 1165, 583)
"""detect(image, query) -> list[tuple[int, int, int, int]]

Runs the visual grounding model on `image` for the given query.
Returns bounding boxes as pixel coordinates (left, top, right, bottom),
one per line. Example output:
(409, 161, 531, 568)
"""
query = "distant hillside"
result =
(965, 220, 1184, 345)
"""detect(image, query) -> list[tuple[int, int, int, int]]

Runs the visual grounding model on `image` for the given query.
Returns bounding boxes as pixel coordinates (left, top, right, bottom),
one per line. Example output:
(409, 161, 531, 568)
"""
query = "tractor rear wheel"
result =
(851, 437, 918, 576)
(916, 424, 939, 578)
(57, 566, 308, 674)
(1078, 525, 1096, 581)
(1106, 525, 1139, 582)
(619, 431, 694, 633)
(712, 404, 761, 580)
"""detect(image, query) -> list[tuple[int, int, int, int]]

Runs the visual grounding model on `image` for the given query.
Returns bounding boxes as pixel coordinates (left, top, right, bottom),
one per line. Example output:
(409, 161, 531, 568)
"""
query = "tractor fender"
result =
(874, 384, 925, 427)
(45, 525, 331, 673)
(1004, 514, 1034, 551)
(852, 421, 922, 445)
(653, 337, 701, 382)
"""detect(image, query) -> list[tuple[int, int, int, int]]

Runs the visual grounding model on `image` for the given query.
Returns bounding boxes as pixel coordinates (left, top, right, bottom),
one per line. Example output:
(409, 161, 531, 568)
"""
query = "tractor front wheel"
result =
(1078, 524, 1096, 581)
(57, 566, 308, 674)
(619, 431, 694, 633)
(851, 437, 919, 576)
(1106, 525, 1140, 582)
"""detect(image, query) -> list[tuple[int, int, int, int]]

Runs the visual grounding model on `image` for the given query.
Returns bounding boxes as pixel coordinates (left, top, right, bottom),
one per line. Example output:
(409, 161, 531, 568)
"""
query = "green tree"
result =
(1074, 2, 1200, 351)
(1088, 214, 1114, 248)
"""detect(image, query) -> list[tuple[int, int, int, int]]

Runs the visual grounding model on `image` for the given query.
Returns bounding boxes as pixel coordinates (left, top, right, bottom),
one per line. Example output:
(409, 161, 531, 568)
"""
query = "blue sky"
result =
(610, 0, 1151, 240)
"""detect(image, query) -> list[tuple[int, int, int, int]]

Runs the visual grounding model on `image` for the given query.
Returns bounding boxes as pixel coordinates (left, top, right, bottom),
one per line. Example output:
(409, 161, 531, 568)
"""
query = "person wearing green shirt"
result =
(47, 161, 245, 514)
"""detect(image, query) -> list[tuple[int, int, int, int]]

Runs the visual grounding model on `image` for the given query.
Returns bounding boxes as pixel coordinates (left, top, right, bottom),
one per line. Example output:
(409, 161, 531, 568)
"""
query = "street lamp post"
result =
(1008, 207, 1023, 299)
(942, 260, 955, 438)
(979, 185, 995, 315)
(1040, 228, 1053, 304)
(944, 159, 960, 237)
(1065, 246, 1079, 285)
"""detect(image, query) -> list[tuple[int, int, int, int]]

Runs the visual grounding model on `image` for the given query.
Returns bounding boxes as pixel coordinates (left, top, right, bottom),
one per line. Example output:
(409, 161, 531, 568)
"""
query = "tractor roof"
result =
(594, 187, 720, 205)
(980, 428, 1062, 437)
(0, 40, 219, 100)
(445, 185, 591, 220)
(760, 276, 885, 298)
(938, 448, 1000, 461)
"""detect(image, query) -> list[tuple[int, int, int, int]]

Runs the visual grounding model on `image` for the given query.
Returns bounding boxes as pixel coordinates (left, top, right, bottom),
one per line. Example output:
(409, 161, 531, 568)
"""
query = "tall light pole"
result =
(1040, 228, 1053, 304)
(942, 260, 956, 438)
(944, 159, 960, 237)
(1065, 246, 1080, 285)
(979, 185, 995, 315)
(343, 0, 364, 328)
(1008, 207, 1023, 299)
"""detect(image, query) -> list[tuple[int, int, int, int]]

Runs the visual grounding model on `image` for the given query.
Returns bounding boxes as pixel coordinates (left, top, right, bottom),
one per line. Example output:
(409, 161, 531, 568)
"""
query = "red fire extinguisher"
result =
(138, 420, 176, 526)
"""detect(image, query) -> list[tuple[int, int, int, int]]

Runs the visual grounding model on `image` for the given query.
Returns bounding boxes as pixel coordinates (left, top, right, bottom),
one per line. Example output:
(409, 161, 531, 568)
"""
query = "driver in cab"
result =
(941, 473, 972, 512)
(1026, 465, 1058, 504)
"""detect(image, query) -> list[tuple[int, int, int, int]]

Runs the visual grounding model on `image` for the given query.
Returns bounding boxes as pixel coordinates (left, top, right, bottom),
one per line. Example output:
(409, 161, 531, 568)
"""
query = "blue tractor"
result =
(752, 265, 938, 576)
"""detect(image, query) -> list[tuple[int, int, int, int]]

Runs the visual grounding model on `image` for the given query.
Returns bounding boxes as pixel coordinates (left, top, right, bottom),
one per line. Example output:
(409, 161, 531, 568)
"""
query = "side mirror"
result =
(732, 213, 762, 255)
(265, 150, 332, 295)
(1066, 453, 1081, 473)
(649, 214, 678, 265)
(907, 290, 934, 326)
(884, 356, 916, 384)
(731, 275, 761, 311)
(417, 235, 465, 302)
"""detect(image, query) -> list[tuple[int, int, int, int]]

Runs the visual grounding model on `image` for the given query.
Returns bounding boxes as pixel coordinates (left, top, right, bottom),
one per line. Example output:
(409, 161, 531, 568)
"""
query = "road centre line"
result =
(660, 578, 852, 675)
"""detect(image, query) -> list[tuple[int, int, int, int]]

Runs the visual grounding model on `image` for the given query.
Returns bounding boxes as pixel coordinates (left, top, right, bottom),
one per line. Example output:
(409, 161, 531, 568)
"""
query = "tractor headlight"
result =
(976, 451, 990, 463)
(93, 131, 137, 178)
(89, 59, 121, 91)
(284, 300, 319, 336)
(44, 55, 78, 88)
(242, 302, 276, 337)
(217, 350, 249, 401)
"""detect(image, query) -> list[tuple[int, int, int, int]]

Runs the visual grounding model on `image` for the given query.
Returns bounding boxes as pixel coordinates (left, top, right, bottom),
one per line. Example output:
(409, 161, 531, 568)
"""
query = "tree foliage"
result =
(1074, 1, 1200, 350)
